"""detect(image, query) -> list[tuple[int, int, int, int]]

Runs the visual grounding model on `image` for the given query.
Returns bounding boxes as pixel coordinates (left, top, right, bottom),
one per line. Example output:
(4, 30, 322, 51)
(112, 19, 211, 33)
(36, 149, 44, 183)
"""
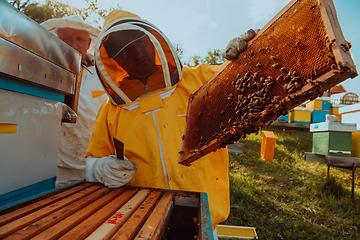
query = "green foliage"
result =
(173, 43, 184, 61)
(203, 49, 224, 65)
(22, 0, 70, 23)
(224, 128, 360, 240)
(10, 0, 121, 27)
(184, 49, 225, 67)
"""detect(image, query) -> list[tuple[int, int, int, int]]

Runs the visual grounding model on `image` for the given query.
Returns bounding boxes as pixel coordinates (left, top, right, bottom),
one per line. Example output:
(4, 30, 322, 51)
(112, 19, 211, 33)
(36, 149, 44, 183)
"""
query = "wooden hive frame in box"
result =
(179, 0, 357, 165)
(0, 182, 213, 240)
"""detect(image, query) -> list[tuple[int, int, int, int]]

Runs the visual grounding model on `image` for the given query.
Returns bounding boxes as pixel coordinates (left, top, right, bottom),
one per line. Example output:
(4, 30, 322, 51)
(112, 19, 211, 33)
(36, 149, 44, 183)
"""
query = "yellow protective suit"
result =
(86, 10, 230, 229)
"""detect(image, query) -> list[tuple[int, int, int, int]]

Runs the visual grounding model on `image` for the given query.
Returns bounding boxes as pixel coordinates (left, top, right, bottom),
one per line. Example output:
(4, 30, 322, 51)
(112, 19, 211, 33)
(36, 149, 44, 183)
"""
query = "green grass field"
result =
(222, 127, 360, 240)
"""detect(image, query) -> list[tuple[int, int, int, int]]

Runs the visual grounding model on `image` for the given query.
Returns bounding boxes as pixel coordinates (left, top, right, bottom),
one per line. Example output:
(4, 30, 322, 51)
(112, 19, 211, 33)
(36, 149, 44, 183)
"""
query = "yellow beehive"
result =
(330, 106, 340, 115)
(352, 132, 360, 158)
(261, 131, 277, 162)
(306, 98, 331, 111)
(288, 107, 312, 124)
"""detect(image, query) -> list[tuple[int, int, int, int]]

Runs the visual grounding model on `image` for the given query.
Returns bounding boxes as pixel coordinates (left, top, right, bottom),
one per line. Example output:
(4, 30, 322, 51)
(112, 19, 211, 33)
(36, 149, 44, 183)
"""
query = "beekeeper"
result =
(41, 16, 107, 187)
(85, 10, 257, 232)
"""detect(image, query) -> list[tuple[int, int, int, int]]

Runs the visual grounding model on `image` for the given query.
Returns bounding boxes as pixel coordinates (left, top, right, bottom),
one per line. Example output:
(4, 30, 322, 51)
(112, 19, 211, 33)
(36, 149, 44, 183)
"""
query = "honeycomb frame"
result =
(179, 0, 357, 166)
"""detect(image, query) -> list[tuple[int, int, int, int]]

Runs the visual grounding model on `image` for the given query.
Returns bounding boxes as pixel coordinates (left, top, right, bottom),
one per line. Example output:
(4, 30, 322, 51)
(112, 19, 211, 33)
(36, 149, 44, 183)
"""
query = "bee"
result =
(326, 53, 335, 61)
(190, 149, 203, 155)
(272, 63, 280, 68)
(287, 70, 293, 78)
(292, 76, 301, 82)
(179, 151, 184, 154)
(270, 55, 277, 60)
(306, 78, 313, 85)
(314, 66, 319, 77)
(310, 4, 317, 9)
(295, 41, 301, 48)
(328, 39, 336, 52)
(256, 62, 262, 68)
(280, 67, 287, 73)
(259, 48, 266, 53)
(340, 42, 351, 52)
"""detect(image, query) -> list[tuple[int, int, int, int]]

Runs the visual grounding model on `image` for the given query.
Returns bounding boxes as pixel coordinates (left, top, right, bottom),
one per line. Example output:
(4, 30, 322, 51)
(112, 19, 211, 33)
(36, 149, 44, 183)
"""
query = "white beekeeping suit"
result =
(41, 16, 108, 186)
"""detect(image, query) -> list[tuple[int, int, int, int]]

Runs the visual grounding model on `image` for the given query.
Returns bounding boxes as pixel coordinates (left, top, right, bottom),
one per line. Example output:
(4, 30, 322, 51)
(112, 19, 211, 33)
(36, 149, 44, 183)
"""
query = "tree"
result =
(173, 43, 184, 62)
(8, 0, 121, 27)
(21, 1, 71, 23)
(7, 0, 30, 10)
(184, 49, 225, 67)
(203, 49, 224, 65)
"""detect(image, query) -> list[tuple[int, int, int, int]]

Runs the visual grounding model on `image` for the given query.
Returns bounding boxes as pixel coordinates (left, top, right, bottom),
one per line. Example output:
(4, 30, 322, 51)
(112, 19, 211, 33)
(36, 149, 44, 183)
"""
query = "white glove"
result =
(222, 29, 260, 60)
(86, 155, 137, 188)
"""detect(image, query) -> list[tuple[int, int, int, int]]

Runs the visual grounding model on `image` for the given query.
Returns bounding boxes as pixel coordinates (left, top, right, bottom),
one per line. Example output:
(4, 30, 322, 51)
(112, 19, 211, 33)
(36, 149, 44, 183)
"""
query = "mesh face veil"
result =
(94, 16, 182, 105)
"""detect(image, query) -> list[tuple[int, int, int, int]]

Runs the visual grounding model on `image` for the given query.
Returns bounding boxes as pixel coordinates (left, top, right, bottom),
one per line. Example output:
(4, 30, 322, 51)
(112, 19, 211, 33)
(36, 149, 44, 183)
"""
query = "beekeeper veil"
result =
(94, 10, 182, 105)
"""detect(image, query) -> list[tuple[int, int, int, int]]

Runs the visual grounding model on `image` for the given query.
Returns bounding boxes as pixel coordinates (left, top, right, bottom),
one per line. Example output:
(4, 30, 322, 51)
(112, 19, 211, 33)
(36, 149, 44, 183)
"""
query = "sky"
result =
(37, 0, 360, 96)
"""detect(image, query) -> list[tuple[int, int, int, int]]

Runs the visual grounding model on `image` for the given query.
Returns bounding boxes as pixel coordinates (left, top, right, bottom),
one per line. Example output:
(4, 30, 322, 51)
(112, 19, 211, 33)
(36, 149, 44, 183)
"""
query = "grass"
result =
(222, 127, 360, 240)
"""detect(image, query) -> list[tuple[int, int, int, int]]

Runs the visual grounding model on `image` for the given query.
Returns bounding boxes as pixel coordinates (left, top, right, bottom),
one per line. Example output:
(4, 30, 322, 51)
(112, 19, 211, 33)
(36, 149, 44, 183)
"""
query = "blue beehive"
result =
(312, 110, 330, 123)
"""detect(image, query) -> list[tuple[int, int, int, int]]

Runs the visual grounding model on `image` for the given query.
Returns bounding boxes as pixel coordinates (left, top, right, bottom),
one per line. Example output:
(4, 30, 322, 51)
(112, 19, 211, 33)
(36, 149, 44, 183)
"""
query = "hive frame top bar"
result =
(178, 0, 357, 165)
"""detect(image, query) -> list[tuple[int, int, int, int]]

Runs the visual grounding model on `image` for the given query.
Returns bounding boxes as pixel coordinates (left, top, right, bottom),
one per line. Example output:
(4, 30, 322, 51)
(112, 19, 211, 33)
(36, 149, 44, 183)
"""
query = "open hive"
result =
(179, 0, 357, 165)
(0, 182, 213, 240)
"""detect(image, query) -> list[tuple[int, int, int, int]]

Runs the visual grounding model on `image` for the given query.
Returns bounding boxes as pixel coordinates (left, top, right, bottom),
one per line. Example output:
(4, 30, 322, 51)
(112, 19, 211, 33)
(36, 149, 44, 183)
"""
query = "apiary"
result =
(179, 0, 357, 165)
(0, 182, 214, 240)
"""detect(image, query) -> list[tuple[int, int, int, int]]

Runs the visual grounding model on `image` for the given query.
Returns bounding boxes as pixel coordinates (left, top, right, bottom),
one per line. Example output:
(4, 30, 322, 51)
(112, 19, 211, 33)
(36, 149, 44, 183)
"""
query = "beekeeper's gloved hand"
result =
(86, 155, 137, 188)
(222, 29, 260, 60)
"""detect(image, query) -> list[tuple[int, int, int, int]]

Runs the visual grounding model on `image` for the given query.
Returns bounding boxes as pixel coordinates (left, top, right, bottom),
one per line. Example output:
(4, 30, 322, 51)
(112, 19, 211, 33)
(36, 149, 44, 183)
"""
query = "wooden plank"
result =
(134, 192, 174, 240)
(0, 184, 102, 239)
(112, 191, 162, 240)
(0, 183, 92, 226)
(4, 186, 112, 240)
(86, 189, 150, 240)
(228, 142, 244, 154)
(320, 0, 357, 75)
(216, 225, 258, 239)
(325, 155, 360, 168)
(27, 187, 126, 240)
(55, 189, 136, 240)
(305, 152, 326, 163)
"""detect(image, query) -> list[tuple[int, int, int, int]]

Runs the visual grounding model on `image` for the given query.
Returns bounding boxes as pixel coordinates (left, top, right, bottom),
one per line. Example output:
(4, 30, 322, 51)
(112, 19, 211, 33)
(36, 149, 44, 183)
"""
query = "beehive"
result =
(0, 182, 213, 240)
(306, 98, 331, 111)
(312, 109, 330, 122)
(352, 132, 360, 158)
(288, 107, 312, 124)
(179, 0, 357, 165)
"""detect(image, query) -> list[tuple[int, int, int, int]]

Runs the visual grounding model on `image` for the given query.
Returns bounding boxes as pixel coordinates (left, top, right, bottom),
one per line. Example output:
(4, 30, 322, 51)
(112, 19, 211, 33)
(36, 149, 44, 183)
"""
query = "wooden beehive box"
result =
(310, 122, 356, 157)
(0, 182, 214, 240)
(179, 0, 357, 165)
